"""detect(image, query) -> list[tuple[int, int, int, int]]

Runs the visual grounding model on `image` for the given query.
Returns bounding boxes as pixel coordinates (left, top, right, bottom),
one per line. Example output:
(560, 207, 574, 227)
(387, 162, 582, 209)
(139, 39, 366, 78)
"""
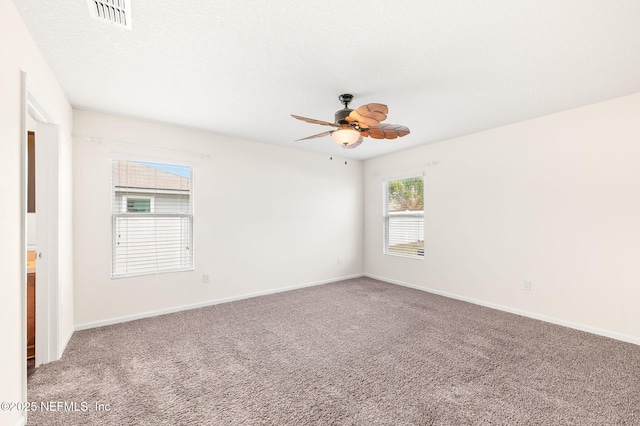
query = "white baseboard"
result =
(75, 274, 363, 331)
(365, 273, 640, 347)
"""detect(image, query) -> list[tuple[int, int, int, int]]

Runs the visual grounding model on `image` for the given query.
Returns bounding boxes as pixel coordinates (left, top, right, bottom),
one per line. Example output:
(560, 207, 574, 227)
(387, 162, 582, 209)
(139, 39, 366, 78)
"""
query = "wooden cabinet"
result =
(27, 272, 36, 359)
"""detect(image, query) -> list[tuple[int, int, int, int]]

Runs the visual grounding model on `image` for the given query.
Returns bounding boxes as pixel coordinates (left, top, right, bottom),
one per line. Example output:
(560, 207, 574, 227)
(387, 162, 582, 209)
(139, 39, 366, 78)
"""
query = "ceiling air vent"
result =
(87, 0, 132, 30)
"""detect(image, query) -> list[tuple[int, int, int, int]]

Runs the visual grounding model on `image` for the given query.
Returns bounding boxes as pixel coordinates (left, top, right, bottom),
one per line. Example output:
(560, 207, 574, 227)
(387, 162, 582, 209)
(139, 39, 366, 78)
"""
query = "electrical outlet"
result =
(522, 280, 532, 291)
(203, 274, 210, 283)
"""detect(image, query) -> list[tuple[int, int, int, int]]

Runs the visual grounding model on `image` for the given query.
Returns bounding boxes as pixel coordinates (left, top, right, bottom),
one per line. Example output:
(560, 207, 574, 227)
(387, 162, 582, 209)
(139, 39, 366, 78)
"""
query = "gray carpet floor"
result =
(27, 277, 640, 425)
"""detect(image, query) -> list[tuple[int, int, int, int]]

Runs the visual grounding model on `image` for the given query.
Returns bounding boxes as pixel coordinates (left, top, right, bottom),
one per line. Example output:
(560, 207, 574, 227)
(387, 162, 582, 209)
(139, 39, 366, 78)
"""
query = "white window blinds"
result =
(112, 160, 194, 278)
(383, 175, 424, 258)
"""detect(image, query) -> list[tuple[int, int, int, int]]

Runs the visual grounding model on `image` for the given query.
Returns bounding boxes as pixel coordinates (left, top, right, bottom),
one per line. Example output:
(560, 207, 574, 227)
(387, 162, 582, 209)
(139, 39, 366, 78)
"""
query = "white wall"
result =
(73, 109, 363, 327)
(364, 92, 640, 344)
(0, 1, 74, 425)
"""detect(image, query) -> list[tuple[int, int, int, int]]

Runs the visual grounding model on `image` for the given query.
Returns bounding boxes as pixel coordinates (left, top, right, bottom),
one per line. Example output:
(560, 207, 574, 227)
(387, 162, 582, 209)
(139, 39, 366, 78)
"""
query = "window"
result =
(383, 175, 424, 258)
(112, 160, 193, 278)
(123, 195, 154, 213)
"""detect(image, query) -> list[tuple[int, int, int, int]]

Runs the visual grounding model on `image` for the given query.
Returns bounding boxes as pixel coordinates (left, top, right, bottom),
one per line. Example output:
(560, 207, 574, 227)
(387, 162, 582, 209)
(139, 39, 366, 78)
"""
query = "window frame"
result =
(111, 159, 194, 279)
(382, 173, 425, 260)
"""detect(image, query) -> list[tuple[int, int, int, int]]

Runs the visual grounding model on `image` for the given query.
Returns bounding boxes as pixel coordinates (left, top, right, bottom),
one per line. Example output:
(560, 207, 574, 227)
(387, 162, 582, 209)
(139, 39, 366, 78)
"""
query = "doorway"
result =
(26, 130, 36, 378)
(21, 71, 62, 392)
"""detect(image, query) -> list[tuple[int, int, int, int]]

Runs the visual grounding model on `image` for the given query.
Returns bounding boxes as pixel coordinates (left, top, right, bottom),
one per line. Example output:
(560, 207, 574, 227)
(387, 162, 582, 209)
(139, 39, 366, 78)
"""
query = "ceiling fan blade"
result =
(295, 130, 334, 141)
(291, 114, 339, 127)
(343, 136, 364, 149)
(345, 103, 388, 127)
(365, 124, 410, 139)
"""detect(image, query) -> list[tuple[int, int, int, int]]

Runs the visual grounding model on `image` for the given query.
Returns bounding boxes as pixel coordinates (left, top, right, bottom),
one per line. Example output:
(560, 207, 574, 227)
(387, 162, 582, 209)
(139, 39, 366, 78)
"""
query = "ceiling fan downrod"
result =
(338, 93, 353, 108)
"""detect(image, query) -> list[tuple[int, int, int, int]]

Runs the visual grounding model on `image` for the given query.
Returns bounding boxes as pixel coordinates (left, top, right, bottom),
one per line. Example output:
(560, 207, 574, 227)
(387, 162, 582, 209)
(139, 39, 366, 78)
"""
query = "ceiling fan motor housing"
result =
(335, 108, 353, 124)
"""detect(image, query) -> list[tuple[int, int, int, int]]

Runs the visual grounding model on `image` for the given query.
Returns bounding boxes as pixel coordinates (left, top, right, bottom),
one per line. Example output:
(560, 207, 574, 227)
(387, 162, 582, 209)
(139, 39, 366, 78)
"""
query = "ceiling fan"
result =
(291, 94, 410, 149)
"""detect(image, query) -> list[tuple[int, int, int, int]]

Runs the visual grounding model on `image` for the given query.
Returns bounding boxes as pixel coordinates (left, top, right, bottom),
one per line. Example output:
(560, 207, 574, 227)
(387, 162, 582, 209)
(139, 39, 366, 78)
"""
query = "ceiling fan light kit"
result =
(292, 94, 410, 150)
(332, 127, 361, 147)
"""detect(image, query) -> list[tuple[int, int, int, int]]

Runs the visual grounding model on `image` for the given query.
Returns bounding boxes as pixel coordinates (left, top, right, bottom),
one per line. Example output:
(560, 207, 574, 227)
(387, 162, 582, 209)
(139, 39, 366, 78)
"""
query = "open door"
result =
(34, 121, 60, 367)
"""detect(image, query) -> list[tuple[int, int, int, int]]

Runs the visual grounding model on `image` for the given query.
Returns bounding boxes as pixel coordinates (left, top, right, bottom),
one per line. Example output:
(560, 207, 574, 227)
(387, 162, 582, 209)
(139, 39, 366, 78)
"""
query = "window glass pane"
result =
(387, 177, 423, 212)
(127, 198, 151, 213)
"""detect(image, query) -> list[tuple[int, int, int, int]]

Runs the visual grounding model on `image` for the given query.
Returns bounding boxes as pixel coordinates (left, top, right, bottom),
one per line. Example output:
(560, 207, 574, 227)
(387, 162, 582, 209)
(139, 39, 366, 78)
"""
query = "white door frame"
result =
(21, 72, 61, 387)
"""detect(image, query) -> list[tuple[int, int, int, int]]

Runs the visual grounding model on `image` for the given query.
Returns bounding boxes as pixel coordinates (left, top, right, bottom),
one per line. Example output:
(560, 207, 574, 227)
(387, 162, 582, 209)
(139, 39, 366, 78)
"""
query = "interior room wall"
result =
(73, 109, 363, 327)
(364, 92, 640, 344)
(0, 0, 74, 424)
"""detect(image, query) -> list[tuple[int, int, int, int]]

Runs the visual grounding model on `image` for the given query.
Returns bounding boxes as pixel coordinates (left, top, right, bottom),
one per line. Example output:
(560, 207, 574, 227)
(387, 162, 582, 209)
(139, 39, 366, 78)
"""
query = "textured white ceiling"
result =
(13, 0, 640, 160)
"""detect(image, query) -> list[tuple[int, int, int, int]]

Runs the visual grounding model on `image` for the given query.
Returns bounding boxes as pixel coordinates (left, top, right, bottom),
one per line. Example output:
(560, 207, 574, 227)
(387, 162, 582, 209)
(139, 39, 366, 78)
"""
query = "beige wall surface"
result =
(72, 109, 364, 326)
(364, 92, 640, 343)
(0, 0, 74, 425)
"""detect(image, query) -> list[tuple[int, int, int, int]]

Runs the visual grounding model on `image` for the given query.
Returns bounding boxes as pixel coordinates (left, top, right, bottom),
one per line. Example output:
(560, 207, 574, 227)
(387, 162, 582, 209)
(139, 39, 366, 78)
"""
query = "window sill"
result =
(383, 252, 424, 260)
